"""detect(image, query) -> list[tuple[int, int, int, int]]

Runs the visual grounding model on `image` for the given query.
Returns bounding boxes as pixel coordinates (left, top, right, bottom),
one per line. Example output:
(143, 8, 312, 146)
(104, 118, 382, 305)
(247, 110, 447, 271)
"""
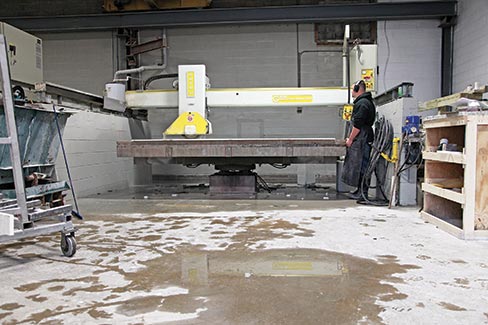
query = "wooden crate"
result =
(421, 114, 488, 239)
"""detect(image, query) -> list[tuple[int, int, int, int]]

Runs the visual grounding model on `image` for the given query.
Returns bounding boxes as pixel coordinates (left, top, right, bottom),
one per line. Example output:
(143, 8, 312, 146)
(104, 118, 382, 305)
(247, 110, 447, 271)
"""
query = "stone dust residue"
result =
(1, 213, 422, 324)
(438, 302, 467, 311)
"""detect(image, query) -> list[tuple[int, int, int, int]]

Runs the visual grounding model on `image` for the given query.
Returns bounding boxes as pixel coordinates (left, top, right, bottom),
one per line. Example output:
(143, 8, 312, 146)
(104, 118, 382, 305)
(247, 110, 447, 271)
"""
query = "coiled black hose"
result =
(359, 115, 394, 206)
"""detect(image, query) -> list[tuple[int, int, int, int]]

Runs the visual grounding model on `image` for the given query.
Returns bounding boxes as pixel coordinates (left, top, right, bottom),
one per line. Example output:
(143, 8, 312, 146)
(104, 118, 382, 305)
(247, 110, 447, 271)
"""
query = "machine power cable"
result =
(143, 73, 178, 90)
(397, 136, 424, 175)
(359, 115, 393, 206)
(271, 163, 289, 169)
(256, 174, 272, 193)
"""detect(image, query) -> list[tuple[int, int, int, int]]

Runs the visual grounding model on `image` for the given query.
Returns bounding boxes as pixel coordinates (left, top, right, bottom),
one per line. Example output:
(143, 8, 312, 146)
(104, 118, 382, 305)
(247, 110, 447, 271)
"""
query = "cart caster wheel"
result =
(61, 235, 77, 257)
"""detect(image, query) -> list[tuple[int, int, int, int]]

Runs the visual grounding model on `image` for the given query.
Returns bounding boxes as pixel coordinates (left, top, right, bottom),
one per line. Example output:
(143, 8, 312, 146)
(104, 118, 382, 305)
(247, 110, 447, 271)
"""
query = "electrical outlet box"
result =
(0, 22, 43, 85)
(350, 44, 377, 93)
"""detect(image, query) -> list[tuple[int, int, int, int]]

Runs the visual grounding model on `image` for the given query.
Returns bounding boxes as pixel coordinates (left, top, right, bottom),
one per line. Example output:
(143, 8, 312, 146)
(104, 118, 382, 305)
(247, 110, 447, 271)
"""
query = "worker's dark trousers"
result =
(358, 142, 372, 194)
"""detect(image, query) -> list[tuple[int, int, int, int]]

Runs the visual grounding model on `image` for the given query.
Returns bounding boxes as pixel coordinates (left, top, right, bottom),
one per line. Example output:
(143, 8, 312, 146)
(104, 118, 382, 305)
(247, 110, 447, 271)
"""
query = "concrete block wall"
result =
(142, 24, 342, 89)
(453, 0, 488, 92)
(54, 111, 134, 198)
(39, 31, 134, 197)
(38, 31, 115, 96)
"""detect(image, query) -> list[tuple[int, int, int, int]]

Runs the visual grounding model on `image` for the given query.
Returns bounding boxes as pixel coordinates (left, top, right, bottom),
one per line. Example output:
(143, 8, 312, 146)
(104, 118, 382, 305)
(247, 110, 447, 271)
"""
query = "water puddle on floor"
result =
(88, 248, 416, 324)
(3, 214, 419, 324)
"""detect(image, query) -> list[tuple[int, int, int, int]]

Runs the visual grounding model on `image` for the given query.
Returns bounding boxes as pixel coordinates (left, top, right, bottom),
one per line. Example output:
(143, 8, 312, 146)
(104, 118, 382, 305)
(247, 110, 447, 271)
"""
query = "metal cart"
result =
(0, 35, 77, 257)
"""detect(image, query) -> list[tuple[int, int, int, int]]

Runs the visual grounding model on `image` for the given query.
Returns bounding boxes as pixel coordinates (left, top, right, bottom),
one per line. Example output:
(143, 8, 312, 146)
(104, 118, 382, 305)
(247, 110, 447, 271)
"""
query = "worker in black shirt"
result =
(341, 80, 376, 200)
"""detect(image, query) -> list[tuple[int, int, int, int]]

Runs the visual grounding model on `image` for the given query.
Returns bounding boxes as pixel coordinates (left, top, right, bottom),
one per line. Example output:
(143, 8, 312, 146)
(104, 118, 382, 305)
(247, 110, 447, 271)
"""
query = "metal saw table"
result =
(118, 138, 346, 196)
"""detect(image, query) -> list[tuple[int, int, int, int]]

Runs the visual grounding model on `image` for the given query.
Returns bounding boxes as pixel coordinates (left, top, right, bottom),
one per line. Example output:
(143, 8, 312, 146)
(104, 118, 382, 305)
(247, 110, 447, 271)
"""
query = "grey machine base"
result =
(209, 173, 257, 198)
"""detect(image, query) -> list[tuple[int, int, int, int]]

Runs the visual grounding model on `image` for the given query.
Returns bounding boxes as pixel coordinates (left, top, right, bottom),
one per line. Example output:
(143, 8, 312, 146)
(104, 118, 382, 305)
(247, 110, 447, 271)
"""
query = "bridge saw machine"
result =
(109, 44, 377, 195)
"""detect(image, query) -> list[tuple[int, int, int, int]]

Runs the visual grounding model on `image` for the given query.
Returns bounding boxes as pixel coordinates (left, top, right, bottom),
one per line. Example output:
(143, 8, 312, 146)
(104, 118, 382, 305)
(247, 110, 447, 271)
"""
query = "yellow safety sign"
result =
(186, 71, 195, 98)
(272, 94, 313, 104)
(361, 68, 375, 92)
(342, 104, 353, 121)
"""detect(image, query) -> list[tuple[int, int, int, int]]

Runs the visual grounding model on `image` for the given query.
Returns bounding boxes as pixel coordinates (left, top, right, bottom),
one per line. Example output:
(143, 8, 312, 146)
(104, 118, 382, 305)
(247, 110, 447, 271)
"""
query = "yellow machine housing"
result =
(164, 111, 209, 136)
(163, 65, 211, 136)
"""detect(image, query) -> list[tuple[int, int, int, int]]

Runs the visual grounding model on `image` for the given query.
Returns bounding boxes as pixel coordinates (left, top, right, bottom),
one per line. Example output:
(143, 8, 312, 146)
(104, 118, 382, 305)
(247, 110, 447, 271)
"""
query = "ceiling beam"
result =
(1, 1, 457, 33)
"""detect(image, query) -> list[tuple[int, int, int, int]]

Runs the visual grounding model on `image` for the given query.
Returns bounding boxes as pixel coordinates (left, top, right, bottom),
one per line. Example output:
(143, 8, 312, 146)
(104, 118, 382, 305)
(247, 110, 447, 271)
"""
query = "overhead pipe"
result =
(343, 25, 351, 103)
(297, 25, 350, 92)
(342, 25, 350, 88)
(113, 28, 168, 85)
(343, 25, 352, 140)
(297, 49, 343, 88)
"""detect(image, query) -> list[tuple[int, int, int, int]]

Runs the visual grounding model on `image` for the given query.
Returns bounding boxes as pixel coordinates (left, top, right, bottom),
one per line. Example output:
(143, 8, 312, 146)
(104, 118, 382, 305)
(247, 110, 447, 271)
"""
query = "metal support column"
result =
(0, 35, 29, 225)
(440, 17, 455, 96)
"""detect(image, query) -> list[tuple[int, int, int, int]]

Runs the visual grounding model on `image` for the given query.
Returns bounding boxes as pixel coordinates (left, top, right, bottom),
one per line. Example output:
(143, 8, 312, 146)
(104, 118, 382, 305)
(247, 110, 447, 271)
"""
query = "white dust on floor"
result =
(124, 206, 488, 324)
(1, 206, 488, 324)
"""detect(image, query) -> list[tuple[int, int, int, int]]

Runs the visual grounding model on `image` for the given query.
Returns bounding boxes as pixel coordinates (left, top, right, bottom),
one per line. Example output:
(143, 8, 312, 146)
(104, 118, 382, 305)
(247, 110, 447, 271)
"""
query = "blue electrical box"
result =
(402, 115, 421, 134)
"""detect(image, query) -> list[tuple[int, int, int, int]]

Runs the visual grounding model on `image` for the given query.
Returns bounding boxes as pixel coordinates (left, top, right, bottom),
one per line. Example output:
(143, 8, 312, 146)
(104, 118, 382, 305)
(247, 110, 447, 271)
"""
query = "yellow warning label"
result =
(342, 104, 353, 121)
(272, 94, 313, 104)
(361, 68, 375, 92)
(186, 71, 195, 98)
(272, 261, 313, 271)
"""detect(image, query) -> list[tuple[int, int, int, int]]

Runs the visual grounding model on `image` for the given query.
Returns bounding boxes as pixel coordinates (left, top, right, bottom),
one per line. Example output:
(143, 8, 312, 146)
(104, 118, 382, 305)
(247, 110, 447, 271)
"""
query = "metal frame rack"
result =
(0, 35, 77, 256)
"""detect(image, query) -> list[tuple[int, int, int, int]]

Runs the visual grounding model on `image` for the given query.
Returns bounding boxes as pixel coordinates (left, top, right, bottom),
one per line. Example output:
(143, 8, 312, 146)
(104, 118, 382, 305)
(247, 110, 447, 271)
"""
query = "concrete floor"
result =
(0, 195, 487, 324)
(85, 182, 349, 201)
